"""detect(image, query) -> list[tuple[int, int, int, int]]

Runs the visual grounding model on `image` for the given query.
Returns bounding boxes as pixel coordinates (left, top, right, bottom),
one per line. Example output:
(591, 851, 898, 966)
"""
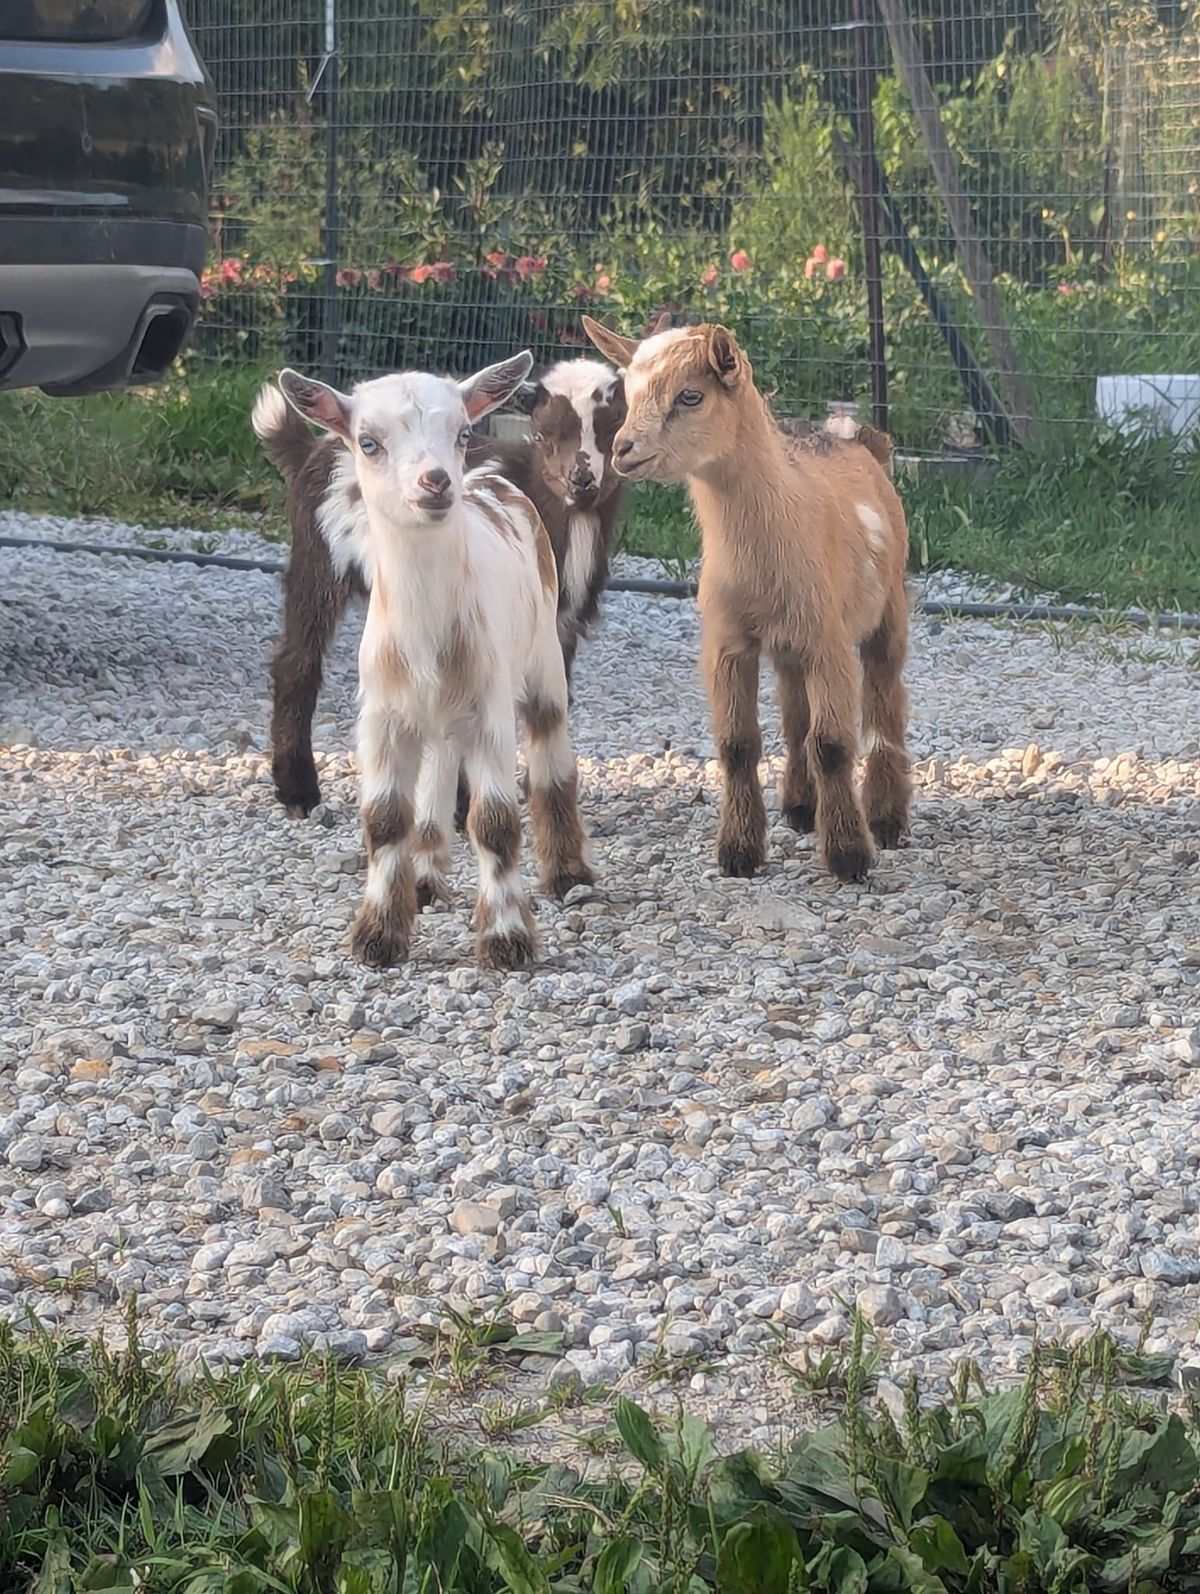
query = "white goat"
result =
(275, 351, 594, 971)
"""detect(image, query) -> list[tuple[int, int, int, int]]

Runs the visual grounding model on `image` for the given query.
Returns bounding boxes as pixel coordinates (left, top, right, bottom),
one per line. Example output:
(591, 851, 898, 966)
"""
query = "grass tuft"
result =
(1, 1323, 1199, 1590)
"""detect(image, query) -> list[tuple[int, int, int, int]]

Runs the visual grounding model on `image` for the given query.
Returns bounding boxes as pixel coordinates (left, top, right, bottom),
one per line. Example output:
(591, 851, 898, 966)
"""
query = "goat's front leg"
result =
(270, 528, 356, 818)
(773, 651, 817, 833)
(522, 640, 594, 900)
(701, 624, 766, 878)
(349, 710, 422, 966)
(411, 737, 459, 909)
(463, 720, 537, 971)
(805, 647, 875, 884)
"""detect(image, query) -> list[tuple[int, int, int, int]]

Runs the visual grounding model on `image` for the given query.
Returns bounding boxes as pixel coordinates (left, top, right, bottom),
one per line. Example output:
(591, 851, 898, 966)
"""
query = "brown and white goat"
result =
(583, 315, 911, 885)
(271, 352, 594, 971)
(253, 359, 625, 821)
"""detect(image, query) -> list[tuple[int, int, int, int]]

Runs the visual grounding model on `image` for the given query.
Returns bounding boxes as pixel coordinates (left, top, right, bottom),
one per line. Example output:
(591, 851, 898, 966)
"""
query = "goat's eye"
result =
(358, 435, 380, 456)
(457, 426, 472, 448)
(531, 431, 545, 445)
(676, 389, 704, 408)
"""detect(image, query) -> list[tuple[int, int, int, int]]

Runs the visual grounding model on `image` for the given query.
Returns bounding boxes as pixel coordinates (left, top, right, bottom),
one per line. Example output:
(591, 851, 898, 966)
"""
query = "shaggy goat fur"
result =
(583, 314, 912, 884)
(253, 359, 625, 822)
(271, 353, 593, 971)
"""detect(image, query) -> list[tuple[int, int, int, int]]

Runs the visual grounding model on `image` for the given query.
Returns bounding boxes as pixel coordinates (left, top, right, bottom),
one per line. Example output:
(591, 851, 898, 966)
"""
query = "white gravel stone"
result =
(1, 509, 1199, 1433)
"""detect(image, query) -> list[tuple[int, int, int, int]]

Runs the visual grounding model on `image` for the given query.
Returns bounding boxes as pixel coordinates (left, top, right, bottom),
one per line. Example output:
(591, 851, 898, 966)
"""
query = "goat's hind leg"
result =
(522, 637, 594, 901)
(412, 737, 458, 909)
(773, 652, 818, 833)
(349, 713, 421, 967)
(271, 529, 355, 818)
(463, 722, 537, 971)
(703, 625, 766, 878)
(860, 595, 912, 848)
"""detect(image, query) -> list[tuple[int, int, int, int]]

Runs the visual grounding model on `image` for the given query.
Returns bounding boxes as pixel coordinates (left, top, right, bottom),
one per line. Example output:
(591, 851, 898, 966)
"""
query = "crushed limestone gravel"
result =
(1, 506, 1198, 1447)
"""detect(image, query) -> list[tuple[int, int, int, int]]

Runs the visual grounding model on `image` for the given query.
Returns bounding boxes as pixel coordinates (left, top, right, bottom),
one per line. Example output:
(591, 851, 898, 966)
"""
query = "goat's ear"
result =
(581, 314, 639, 370)
(510, 376, 546, 416)
(643, 309, 672, 338)
(705, 325, 748, 389)
(278, 368, 352, 438)
(459, 350, 535, 423)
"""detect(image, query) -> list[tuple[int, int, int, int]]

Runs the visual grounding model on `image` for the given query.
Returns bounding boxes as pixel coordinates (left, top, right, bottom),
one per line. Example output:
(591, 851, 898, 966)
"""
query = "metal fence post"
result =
(319, 0, 339, 385)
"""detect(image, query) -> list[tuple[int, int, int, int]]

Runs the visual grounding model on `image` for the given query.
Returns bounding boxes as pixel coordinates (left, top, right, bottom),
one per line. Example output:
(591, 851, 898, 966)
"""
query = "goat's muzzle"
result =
(568, 473, 599, 508)
(611, 439, 657, 479)
(416, 467, 454, 513)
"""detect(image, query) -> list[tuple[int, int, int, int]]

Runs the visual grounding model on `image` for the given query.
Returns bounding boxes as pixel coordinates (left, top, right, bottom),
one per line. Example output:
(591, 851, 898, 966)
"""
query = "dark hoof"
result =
(415, 880, 442, 912)
(827, 840, 874, 884)
(781, 801, 817, 834)
(870, 814, 908, 849)
(350, 915, 410, 968)
(275, 780, 321, 819)
(542, 863, 595, 901)
(478, 929, 535, 971)
(718, 842, 764, 879)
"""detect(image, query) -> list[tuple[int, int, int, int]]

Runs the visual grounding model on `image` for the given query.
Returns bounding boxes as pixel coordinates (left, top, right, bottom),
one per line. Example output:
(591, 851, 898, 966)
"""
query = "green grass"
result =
(3, 366, 1199, 614)
(1, 1311, 1199, 1592)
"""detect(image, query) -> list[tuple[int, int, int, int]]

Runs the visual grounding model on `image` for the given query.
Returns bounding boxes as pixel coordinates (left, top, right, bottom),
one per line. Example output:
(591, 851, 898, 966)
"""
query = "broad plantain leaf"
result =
(717, 1510, 799, 1594)
(615, 1397, 666, 1472)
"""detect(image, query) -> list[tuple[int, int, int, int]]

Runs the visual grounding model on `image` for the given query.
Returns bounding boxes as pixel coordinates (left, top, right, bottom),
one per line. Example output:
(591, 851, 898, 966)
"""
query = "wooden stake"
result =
(875, 0, 1035, 443)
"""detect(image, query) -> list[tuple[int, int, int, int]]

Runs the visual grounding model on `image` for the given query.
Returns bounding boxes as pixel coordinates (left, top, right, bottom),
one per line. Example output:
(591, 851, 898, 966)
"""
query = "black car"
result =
(0, 1, 216, 395)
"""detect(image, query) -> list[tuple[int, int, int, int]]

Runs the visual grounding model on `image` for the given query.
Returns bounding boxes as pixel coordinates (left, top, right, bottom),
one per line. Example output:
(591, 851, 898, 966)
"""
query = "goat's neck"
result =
(366, 513, 467, 640)
(686, 392, 791, 541)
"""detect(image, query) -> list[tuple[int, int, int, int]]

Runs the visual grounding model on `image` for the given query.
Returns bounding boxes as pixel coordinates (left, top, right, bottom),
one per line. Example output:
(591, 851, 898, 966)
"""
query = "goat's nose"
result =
(614, 437, 635, 463)
(418, 467, 451, 497)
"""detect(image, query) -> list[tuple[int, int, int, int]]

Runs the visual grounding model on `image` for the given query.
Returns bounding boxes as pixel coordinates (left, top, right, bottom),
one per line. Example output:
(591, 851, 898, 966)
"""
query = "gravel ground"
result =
(2, 508, 1199, 1449)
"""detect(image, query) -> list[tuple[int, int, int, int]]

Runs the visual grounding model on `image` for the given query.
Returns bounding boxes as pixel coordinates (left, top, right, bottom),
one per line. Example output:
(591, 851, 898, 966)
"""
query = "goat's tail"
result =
(252, 380, 316, 483)
(853, 422, 894, 474)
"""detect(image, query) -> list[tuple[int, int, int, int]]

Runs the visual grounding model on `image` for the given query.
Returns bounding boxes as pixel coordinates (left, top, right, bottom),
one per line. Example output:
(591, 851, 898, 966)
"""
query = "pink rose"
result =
(515, 255, 547, 281)
(335, 266, 361, 288)
(430, 261, 457, 284)
(730, 249, 751, 272)
(826, 258, 846, 282)
(408, 264, 433, 284)
(803, 257, 818, 280)
(811, 244, 828, 264)
(700, 265, 719, 288)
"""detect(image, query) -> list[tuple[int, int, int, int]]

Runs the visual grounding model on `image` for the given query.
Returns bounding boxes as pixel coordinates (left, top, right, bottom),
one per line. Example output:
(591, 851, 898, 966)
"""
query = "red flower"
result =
(1058, 281, 1080, 295)
(408, 263, 434, 284)
(336, 266, 362, 288)
(700, 265, 719, 289)
(811, 243, 828, 264)
(515, 255, 547, 281)
(218, 257, 242, 286)
(199, 269, 217, 301)
(367, 269, 383, 291)
(486, 249, 507, 267)
(430, 261, 457, 284)
(730, 248, 751, 272)
(826, 258, 846, 282)
(803, 257, 819, 280)
(595, 273, 612, 293)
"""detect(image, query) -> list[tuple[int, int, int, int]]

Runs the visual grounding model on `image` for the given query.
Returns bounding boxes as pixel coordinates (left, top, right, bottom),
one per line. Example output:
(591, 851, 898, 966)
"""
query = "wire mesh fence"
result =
(186, 0, 1200, 454)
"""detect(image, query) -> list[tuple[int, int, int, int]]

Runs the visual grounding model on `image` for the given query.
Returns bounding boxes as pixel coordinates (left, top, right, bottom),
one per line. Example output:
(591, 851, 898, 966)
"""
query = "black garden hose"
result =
(2, 532, 1199, 632)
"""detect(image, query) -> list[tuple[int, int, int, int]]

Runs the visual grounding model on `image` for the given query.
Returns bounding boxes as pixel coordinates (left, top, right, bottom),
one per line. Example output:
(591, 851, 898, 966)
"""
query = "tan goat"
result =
(583, 315, 911, 884)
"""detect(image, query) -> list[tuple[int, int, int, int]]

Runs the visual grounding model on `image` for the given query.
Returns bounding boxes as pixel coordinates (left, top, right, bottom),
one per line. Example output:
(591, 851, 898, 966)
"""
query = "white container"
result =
(1095, 373, 1200, 451)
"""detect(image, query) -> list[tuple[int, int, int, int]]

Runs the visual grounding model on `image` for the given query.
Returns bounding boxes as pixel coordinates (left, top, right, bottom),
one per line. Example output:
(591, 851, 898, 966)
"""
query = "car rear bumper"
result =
(0, 261, 200, 394)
